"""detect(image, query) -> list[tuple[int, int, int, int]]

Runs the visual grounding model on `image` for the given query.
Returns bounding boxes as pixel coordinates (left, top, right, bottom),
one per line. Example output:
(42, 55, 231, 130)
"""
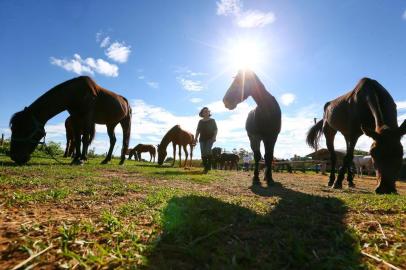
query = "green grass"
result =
(0, 154, 405, 269)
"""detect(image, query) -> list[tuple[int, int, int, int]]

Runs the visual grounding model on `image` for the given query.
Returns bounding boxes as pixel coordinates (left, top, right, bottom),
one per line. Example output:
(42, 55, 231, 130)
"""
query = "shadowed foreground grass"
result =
(0, 155, 405, 269)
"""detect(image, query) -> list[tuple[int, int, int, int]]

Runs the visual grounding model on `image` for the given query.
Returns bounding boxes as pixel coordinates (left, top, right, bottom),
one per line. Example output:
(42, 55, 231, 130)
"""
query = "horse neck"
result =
(247, 77, 272, 107)
(160, 130, 174, 149)
(28, 84, 70, 125)
(364, 83, 398, 129)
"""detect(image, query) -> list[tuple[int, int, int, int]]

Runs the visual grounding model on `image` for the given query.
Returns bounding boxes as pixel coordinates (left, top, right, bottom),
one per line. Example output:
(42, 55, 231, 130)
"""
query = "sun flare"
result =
(227, 39, 264, 71)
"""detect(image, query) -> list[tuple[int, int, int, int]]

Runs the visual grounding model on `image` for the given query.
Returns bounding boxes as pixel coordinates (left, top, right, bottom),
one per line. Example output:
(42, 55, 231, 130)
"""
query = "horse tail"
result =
(306, 119, 324, 150)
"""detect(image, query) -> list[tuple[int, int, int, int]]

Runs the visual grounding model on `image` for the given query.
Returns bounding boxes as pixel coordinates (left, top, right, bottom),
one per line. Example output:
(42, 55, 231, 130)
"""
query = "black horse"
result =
(223, 70, 281, 186)
(219, 153, 239, 170)
(211, 147, 222, 169)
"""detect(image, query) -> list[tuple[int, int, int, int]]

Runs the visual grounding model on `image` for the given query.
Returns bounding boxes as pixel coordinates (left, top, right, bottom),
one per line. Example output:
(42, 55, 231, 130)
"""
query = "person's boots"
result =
(206, 155, 212, 171)
(202, 156, 208, 173)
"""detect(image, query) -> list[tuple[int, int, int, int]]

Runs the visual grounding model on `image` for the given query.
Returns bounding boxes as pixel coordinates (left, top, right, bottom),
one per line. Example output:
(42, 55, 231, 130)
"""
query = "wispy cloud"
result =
(396, 100, 406, 110)
(138, 75, 145, 80)
(217, 0, 275, 28)
(146, 81, 159, 89)
(280, 93, 296, 106)
(402, 10, 406, 20)
(216, 0, 242, 16)
(175, 66, 206, 92)
(105, 42, 131, 63)
(100, 37, 111, 48)
(237, 10, 276, 28)
(190, 98, 203, 103)
(177, 78, 204, 91)
(50, 54, 118, 77)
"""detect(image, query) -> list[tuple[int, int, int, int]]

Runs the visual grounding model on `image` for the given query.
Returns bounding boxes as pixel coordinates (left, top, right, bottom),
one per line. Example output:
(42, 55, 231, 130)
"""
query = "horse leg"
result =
(80, 124, 94, 162)
(190, 144, 193, 167)
(323, 124, 337, 186)
(183, 145, 188, 167)
(119, 116, 131, 165)
(249, 135, 261, 185)
(264, 136, 278, 186)
(64, 135, 70, 158)
(101, 124, 117, 164)
(172, 143, 176, 167)
(334, 136, 358, 189)
(71, 128, 83, 165)
(178, 144, 182, 167)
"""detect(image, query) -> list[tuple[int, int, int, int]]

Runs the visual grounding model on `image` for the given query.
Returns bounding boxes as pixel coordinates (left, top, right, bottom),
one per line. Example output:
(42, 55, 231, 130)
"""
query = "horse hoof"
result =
(348, 182, 355, 188)
(71, 159, 84, 166)
(266, 179, 275, 187)
(327, 181, 334, 187)
(100, 160, 109, 164)
(119, 160, 125, 165)
(332, 182, 342, 189)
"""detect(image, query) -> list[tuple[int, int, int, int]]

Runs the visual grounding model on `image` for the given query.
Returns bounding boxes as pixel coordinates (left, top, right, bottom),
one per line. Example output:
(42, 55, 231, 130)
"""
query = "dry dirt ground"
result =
(0, 166, 405, 269)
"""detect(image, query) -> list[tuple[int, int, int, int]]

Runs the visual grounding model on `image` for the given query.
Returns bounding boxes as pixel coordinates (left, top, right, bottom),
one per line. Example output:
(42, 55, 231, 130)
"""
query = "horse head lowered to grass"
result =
(10, 76, 132, 165)
(306, 77, 406, 194)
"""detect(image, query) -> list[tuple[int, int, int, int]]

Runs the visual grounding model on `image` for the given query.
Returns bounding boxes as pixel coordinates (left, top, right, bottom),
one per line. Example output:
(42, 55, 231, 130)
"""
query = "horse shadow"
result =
(146, 184, 362, 269)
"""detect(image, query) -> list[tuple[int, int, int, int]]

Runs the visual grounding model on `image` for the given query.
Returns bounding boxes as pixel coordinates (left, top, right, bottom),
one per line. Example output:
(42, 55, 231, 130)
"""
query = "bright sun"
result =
(227, 39, 264, 71)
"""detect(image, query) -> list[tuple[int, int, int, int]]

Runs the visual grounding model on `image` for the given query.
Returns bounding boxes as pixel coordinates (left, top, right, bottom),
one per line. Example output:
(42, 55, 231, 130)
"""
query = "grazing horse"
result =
(157, 125, 194, 167)
(306, 78, 406, 194)
(9, 76, 132, 165)
(219, 153, 239, 170)
(223, 70, 281, 186)
(128, 144, 156, 162)
(211, 147, 222, 169)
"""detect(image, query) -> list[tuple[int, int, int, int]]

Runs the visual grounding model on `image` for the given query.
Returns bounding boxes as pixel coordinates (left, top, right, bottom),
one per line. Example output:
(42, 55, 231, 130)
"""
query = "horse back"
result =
(324, 78, 397, 133)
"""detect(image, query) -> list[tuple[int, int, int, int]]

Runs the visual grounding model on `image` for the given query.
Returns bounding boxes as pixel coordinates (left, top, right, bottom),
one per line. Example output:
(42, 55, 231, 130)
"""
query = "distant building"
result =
(305, 148, 346, 170)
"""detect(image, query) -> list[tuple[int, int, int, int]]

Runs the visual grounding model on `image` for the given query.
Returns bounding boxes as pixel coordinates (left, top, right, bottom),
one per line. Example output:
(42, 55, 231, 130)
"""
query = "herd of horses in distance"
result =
(8, 70, 406, 194)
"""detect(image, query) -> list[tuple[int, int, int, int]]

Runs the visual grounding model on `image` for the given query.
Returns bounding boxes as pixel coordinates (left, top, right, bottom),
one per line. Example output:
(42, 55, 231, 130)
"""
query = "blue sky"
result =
(1, 0, 406, 159)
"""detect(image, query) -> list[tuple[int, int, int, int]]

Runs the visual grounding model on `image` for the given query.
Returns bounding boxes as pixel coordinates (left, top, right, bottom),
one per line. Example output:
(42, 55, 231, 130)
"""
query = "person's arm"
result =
(212, 119, 218, 140)
(194, 121, 201, 143)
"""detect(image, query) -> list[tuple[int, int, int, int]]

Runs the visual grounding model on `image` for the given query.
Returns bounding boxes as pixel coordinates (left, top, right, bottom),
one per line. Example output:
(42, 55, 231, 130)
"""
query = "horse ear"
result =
(399, 120, 406, 136)
(362, 126, 379, 140)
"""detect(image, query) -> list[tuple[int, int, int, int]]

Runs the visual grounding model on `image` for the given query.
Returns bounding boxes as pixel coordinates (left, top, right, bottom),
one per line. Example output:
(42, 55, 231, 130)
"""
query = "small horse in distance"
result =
(307, 78, 406, 194)
(223, 69, 281, 186)
(353, 155, 375, 178)
(157, 125, 195, 167)
(128, 144, 156, 162)
(219, 153, 239, 170)
(211, 147, 222, 169)
(9, 76, 132, 165)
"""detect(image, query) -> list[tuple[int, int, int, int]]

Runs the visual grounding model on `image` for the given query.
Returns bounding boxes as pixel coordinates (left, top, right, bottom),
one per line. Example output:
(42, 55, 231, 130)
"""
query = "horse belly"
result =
(94, 95, 127, 124)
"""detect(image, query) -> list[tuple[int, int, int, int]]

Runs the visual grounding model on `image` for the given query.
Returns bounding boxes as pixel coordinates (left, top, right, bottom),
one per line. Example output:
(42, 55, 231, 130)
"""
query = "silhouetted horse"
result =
(128, 144, 156, 162)
(9, 76, 132, 165)
(157, 125, 194, 167)
(307, 78, 406, 194)
(219, 153, 239, 170)
(63, 116, 95, 158)
(211, 147, 222, 169)
(223, 70, 281, 186)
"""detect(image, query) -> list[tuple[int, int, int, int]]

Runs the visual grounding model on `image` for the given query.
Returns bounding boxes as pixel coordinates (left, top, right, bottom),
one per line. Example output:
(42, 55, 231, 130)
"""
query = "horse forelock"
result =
(9, 110, 29, 129)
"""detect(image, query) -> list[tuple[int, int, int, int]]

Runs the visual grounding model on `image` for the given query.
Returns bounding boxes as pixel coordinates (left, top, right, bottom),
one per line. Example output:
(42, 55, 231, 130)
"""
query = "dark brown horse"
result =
(128, 144, 156, 162)
(307, 78, 406, 194)
(223, 70, 281, 186)
(9, 76, 132, 165)
(219, 153, 239, 170)
(157, 125, 194, 167)
(63, 116, 95, 158)
(211, 147, 223, 169)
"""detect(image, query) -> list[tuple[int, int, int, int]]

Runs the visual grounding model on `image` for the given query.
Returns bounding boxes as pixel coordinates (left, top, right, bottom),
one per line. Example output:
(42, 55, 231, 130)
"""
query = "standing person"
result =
(243, 154, 251, 171)
(194, 107, 218, 173)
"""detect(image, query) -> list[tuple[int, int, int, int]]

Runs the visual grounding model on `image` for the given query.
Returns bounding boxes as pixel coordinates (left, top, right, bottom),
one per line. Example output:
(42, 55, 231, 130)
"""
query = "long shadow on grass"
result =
(147, 184, 362, 269)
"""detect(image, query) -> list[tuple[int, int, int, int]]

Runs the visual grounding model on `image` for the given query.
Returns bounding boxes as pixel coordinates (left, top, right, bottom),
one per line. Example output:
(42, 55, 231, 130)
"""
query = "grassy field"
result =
(0, 154, 405, 269)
